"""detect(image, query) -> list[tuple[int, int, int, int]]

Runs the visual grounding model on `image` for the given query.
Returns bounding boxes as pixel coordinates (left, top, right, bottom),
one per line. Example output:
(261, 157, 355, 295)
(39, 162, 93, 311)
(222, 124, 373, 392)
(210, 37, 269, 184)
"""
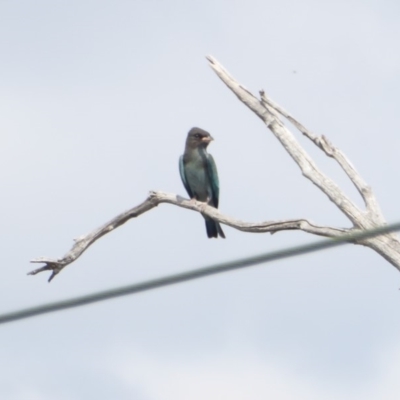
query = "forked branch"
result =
(30, 56, 400, 281)
(206, 55, 400, 271)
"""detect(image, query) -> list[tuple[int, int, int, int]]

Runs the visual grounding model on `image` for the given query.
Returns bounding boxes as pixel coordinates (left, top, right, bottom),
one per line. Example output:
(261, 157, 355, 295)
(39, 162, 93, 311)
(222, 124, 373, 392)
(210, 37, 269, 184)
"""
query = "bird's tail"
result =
(205, 219, 225, 239)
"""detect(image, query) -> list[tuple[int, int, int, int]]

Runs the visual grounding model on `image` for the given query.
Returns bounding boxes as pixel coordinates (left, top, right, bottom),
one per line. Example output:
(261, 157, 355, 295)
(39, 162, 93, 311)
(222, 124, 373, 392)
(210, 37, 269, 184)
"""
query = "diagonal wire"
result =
(1, 222, 400, 326)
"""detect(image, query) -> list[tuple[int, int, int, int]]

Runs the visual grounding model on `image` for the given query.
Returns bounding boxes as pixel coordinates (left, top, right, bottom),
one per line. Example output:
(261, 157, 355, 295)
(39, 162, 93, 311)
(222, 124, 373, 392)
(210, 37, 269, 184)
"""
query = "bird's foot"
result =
(199, 202, 208, 213)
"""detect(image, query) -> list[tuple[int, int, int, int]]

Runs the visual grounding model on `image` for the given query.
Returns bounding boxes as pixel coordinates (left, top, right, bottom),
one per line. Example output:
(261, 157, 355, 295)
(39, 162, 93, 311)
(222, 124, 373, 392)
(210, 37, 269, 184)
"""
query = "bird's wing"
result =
(179, 155, 193, 198)
(206, 154, 220, 208)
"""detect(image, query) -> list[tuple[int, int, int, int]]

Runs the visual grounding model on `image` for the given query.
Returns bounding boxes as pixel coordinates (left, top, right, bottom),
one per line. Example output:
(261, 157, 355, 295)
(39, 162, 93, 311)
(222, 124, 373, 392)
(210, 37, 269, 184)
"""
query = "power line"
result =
(1, 222, 400, 326)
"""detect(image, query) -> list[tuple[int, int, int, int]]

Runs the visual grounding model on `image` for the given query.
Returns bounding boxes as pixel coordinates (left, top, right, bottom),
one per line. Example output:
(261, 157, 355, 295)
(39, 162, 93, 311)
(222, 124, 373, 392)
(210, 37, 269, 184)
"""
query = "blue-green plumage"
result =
(179, 127, 225, 239)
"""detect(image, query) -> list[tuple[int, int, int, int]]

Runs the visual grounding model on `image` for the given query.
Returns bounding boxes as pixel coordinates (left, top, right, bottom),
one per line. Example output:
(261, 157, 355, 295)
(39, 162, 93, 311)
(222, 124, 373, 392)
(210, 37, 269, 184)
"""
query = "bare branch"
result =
(259, 91, 383, 219)
(206, 55, 400, 272)
(30, 191, 349, 282)
(206, 55, 365, 227)
(29, 193, 159, 281)
(30, 56, 400, 281)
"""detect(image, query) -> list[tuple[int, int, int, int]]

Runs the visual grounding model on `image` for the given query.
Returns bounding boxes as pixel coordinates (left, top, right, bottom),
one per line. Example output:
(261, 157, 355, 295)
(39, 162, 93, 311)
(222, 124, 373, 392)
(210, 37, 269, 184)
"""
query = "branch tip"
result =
(206, 55, 215, 64)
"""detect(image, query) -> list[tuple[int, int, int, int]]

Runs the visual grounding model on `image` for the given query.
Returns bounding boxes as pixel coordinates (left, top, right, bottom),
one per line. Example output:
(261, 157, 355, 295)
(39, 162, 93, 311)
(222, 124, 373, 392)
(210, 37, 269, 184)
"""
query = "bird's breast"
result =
(184, 158, 211, 202)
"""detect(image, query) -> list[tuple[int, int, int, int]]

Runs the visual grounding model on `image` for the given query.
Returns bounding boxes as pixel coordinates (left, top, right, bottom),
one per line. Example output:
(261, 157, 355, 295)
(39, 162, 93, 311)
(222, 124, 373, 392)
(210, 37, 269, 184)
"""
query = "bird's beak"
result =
(202, 135, 214, 143)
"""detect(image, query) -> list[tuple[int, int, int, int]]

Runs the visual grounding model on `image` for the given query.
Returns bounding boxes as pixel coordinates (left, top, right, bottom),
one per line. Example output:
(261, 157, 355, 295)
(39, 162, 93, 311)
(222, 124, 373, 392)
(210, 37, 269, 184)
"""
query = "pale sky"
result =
(1, 1, 400, 399)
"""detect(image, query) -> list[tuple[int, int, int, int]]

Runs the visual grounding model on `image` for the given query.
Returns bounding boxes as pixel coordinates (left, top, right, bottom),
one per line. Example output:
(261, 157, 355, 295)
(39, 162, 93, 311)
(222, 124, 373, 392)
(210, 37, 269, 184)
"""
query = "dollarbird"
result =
(179, 127, 225, 239)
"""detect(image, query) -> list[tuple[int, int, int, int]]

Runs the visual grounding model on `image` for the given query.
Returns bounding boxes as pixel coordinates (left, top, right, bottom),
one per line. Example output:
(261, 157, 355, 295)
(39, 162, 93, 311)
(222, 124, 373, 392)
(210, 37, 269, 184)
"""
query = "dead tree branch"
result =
(29, 191, 348, 281)
(206, 55, 400, 271)
(30, 56, 400, 281)
(259, 91, 384, 218)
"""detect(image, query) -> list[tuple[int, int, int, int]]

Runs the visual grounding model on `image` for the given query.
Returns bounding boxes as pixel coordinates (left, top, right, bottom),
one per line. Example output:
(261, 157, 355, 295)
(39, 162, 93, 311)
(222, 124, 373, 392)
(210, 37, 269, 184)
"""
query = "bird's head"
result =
(186, 127, 214, 148)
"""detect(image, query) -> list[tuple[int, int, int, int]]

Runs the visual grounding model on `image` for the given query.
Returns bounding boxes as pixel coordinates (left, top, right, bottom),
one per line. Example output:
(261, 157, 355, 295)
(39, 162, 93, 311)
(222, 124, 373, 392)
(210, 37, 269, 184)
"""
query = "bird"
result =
(179, 127, 225, 239)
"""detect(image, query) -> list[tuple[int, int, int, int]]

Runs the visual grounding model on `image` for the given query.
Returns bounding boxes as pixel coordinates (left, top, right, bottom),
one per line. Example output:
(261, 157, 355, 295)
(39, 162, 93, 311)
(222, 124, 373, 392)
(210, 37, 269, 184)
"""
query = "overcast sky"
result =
(1, 0, 400, 399)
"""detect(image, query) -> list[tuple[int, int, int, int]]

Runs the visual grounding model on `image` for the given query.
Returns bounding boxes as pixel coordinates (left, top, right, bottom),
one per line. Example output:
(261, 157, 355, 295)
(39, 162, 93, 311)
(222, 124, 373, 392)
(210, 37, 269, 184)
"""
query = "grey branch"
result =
(30, 56, 400, 281)
(207, 56, 363, 225)
(258, 91, 384, 219)
(29, 191, 348, 281)
(206, 55, 400, 272)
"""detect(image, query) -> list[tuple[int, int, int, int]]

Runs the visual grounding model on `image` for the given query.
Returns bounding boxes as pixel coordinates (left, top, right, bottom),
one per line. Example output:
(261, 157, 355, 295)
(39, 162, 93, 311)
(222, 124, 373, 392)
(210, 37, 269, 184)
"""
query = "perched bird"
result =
(179, 127, 225, 239)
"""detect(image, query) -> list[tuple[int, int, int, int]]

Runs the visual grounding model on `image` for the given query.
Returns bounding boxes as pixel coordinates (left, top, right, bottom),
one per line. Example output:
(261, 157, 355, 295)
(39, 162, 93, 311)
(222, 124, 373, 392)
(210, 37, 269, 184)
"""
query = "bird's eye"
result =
(194, 133, 201, 139)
